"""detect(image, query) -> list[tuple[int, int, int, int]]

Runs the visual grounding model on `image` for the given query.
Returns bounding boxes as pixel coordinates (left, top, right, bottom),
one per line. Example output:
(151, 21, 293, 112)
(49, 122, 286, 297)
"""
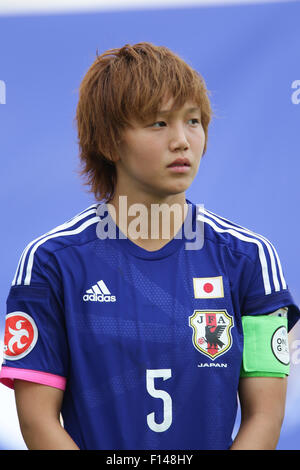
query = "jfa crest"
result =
(189, 310, 234, 360)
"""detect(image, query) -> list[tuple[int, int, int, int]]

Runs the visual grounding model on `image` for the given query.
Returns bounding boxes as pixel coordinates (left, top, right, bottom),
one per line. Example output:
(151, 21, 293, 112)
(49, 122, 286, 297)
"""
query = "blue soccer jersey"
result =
(0, 200, 299, 450)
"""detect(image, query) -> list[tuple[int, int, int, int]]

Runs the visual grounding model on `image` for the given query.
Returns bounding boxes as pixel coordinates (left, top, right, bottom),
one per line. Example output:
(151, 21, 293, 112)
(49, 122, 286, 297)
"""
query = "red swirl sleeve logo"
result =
(3, 312, 38, 360)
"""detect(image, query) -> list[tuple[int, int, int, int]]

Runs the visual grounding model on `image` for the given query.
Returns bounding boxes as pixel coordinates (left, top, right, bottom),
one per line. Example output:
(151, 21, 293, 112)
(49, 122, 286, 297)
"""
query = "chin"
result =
(169, 181, 191, 194)
(161, 187, 190, 199)
(150, 178, 192, 199)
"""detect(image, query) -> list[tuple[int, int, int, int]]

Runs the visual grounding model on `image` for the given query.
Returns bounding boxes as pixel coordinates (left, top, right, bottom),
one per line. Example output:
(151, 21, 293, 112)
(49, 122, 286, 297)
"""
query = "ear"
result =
(113, 139, 124, 163)
(113, 149, 121, 163)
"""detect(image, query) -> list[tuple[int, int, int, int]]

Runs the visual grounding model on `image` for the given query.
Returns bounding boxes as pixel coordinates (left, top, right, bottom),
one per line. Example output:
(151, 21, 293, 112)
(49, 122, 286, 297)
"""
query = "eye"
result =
(151, 121, 167, 128)
(188, 118, 200, 125)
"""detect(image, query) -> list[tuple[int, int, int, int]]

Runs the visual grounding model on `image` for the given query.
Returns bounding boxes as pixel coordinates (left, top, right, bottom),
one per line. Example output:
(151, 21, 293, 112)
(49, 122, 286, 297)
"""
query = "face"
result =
(115, 96, 206, 200)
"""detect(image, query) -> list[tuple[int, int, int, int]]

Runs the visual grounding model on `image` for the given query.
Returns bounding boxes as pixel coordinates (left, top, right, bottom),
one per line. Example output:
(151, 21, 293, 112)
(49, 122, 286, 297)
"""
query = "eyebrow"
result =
(158, 106, 201, 115)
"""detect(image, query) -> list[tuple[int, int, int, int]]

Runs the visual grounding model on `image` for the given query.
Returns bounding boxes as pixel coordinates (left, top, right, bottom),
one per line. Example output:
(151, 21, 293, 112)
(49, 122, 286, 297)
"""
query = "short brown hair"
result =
(75, 42, 213, 201)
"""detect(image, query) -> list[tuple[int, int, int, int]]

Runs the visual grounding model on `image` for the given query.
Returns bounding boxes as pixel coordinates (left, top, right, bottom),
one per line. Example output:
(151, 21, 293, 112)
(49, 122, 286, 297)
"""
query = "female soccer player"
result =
(0, 42, 299, 450)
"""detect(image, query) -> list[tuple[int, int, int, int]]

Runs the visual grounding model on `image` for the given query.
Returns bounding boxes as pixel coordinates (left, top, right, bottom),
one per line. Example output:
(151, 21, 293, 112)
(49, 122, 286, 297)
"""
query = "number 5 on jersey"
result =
(146, 369, 172, 432)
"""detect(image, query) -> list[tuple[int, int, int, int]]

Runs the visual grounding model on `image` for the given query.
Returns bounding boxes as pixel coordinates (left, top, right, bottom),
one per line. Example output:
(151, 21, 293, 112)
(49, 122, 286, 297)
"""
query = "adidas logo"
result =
(83, 280, 116, 303)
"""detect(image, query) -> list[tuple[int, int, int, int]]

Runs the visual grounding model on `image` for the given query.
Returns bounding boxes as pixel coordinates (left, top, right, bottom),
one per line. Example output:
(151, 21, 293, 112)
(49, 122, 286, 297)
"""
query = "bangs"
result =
(127, 61, 204, 123)
(100, 43, 210, 127)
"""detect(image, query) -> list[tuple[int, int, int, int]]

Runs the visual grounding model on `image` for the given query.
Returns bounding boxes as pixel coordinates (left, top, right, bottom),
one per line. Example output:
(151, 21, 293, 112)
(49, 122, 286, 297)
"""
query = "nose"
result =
(168, 123, 190, 152)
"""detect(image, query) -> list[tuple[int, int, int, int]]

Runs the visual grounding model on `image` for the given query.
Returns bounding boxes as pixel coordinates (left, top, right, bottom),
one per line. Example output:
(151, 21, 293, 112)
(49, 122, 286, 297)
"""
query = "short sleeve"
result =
(0, 247, 68, 390)
(241, 243, 300, 332)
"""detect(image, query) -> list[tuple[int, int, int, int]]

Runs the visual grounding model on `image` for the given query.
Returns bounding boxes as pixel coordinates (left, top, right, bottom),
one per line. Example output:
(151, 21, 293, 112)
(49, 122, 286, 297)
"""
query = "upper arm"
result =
(0, 248, 68, 391)
(238, 376, 287, 424)
(14, 380, 64, 428)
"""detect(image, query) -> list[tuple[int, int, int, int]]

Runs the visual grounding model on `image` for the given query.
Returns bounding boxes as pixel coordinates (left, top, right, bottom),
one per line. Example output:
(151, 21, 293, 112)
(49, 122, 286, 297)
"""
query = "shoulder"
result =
(198, 206, 276, 259)
(197, 206, 286, 295)
(12, 203, 100, 286)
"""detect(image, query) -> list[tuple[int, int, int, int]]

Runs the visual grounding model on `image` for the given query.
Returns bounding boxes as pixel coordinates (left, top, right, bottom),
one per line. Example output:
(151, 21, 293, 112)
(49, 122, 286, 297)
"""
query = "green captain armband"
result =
(240, 309, 290, 378)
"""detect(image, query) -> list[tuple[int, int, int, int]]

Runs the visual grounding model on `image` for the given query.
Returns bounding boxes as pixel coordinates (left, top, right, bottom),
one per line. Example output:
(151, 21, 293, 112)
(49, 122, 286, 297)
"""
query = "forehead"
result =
(126, 95, 201, 129)
(157, 95, 201, 114)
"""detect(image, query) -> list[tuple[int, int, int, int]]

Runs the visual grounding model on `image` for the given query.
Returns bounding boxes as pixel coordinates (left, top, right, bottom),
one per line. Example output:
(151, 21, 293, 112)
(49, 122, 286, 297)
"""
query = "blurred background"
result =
(0, 0, 299, 450)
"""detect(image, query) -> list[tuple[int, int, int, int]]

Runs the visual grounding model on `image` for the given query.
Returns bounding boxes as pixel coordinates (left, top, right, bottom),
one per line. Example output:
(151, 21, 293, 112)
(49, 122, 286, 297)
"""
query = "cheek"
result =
(121, 145, 159, 178)
(192, 129, 206, 154)
(127, 139, 162, 167)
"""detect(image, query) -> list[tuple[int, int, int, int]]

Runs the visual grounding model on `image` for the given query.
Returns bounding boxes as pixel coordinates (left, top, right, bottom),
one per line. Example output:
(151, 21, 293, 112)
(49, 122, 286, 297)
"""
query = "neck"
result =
(107, 191, 188, 249)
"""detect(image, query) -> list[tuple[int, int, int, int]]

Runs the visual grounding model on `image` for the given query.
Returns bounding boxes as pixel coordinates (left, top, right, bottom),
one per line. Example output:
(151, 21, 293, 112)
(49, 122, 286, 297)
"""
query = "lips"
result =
(167, 157, 191, 168)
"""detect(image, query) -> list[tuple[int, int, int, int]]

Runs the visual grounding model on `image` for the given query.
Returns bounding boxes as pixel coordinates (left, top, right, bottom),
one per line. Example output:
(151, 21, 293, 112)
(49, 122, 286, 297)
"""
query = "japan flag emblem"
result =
(3, 312, 38, 360)
(193, 276, 224, 299)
